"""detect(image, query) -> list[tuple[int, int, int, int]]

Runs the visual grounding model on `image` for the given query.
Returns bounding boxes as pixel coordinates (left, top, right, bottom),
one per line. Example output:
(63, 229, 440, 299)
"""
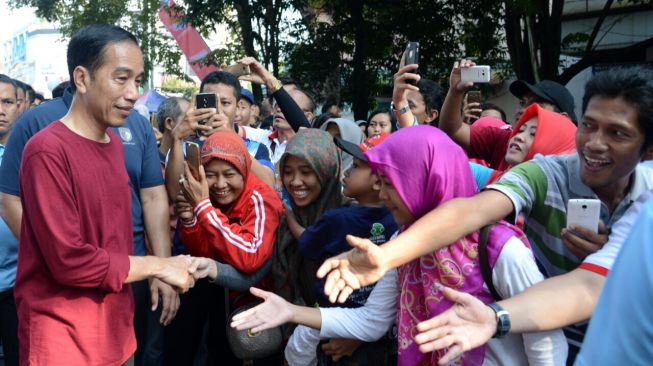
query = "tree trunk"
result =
(234, 0, 262, 101)
(350, 0, 369, 120)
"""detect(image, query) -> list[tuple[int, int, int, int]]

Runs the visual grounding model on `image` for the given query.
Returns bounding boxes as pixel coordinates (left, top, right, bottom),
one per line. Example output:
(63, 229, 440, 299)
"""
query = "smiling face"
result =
(576, 96, 648, 193)
(505, 117, 538, 166)
(282, 154, 322, 207)
(367, 113, 392, 137)
(76, 41, 144, 128)
(378, 172, 414, 225)
(204, 159, 245, 207)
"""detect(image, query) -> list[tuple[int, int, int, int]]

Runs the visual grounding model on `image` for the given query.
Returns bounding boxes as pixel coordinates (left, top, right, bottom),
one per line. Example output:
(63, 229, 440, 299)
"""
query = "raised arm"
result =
(439, 60, 476, 152)
(238, 57, 310, 131)
(318, 189, 514, 303)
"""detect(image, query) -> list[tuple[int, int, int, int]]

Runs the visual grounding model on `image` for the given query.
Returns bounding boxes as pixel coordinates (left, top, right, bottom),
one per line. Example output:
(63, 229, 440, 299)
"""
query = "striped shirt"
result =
(487, 153, 653, 278)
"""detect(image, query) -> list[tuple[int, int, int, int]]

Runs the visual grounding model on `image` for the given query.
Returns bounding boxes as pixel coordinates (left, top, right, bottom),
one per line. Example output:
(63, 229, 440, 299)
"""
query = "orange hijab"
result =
(487, 103, 576, 184)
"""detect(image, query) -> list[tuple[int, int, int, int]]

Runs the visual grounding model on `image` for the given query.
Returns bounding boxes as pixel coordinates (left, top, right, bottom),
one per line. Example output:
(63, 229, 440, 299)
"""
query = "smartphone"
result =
(404, 41, 419, 85)
(461, 65, 491, 83)
(196, 93, 216, 126)
(225, 63, 251, 77)
(467, 91, 482, 105)
(567, 199, 601, 234)
(185, 141, 201, 181)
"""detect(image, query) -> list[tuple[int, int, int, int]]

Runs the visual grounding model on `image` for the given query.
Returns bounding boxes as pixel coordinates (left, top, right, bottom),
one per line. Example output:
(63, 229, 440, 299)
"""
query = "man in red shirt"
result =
(15, 25, 199, 365)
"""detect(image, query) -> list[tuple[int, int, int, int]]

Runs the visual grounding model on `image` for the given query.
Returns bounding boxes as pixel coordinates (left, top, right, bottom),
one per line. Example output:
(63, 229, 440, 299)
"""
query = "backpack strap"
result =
(478, 224, 502, 301)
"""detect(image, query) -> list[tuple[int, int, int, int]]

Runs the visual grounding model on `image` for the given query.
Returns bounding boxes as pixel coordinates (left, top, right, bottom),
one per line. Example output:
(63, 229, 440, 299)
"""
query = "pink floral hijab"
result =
(364, 126, 526, 365)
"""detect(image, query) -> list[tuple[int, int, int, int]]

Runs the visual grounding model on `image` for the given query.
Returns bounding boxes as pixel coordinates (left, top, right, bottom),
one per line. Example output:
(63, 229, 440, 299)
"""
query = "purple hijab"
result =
(365, 126, 526, 366)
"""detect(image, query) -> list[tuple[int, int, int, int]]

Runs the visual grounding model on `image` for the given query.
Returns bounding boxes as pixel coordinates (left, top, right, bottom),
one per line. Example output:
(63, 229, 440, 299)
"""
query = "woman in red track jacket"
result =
(177, 131, 283, 274)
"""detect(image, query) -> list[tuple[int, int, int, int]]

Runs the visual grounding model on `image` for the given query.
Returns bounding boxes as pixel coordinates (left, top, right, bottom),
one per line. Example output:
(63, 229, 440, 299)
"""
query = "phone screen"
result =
(196, 93, 217, 110)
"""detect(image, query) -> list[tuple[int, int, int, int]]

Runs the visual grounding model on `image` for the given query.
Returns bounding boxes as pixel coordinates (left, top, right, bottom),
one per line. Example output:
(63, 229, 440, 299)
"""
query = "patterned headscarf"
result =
(273, 129, 343, 305)
(365, 125, 527, 366)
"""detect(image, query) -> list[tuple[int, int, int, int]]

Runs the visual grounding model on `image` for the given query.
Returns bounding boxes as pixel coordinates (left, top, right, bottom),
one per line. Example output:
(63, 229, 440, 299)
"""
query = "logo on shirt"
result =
(369, 223, 386, 244)
(118, 128, 133, 143)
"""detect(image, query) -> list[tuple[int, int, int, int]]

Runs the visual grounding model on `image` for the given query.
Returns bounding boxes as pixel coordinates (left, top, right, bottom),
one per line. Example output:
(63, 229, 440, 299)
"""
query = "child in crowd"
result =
(320, 118, 365, 173)
(283, 133, 399, 365)
(232, 126, 567, 365)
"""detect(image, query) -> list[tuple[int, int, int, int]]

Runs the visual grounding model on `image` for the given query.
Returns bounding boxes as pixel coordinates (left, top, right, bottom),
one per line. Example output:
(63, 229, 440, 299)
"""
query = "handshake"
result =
(149, 255, 218, 293)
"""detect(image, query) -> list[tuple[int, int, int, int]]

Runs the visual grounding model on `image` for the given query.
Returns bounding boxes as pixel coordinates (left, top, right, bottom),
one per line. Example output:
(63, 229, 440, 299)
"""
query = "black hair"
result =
(279, 76, 297, 86)
(295, 88, 316, 114)
(311, 112, 339, 129)
(367, 109, 398, 132)
(25, 84, 35, 104)
(52, 81, 70, 98)
(0, 74, 17, 97)
(34, 93, 44, 102)
(157, 97, 188, 133)
(582, 66, 653, 149)
(13, 79, 26, 94)
(200, 71, 241, 100)
(481, 102, 507, 122)
(67, 24, 139, 93)
(321, 96, 342, 115)
(416, 79, 445, 126)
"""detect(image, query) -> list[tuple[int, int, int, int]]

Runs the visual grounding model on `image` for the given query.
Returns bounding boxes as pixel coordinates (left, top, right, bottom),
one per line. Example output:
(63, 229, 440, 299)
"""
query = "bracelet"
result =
(268, 78, 283, 94)
(390, 101, 410, 116)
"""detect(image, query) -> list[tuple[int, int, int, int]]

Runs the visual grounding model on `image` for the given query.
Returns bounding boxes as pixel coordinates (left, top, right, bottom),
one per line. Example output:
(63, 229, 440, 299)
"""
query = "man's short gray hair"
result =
(157, 97, 188, 133)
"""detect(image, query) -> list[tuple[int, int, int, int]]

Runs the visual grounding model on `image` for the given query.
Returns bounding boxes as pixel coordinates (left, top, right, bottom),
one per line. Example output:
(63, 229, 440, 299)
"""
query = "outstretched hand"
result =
(414, 287, 497, 364)
(155, 255, 199, 293)
(316, 235, 388, 304)
(230, 287, 294, 333)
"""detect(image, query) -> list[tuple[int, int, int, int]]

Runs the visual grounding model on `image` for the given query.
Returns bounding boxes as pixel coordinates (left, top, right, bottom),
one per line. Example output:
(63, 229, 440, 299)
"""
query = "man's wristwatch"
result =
(487, 302, 510, 338)
(390, 101, 410, 116)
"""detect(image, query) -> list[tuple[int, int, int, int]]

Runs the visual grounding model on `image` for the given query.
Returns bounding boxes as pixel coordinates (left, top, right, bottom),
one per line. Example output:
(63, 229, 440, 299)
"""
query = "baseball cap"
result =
(509, 80, 577, 123)
(334, 132, 390, 162)
(240, 88, 255, 105)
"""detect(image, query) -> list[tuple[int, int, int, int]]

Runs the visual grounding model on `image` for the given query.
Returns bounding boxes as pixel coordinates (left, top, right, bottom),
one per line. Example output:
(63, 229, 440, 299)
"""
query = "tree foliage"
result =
(9, 0, 186, 84)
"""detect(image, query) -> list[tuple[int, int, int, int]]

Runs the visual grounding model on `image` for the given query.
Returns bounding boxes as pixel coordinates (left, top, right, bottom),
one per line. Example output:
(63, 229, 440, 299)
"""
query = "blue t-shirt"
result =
(0, 144, 19, 291)
(299, 205, 398, 308)
(575, 193, 653, 366)
(0, 87, 164, 256)
(469, 162, 494, 190)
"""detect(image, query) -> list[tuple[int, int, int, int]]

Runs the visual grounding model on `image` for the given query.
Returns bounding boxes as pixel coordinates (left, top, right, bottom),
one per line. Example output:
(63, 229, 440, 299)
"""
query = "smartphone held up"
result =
(461, 65, 491, 83)
(404, 41, 419, 85)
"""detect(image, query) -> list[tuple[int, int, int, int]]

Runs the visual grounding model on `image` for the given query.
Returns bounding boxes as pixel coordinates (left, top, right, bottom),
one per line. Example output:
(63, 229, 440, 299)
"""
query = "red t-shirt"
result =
(15, 121, 135, 365)
(469, 124, 511, 170)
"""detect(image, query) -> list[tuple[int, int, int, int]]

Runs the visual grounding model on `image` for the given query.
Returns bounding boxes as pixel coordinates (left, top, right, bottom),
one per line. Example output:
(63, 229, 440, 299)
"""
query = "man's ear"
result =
(305, 111, 314, 121)
(164, 117, 175, 132)
(73, 65, 91, 94)
(426, 108, 439, 124)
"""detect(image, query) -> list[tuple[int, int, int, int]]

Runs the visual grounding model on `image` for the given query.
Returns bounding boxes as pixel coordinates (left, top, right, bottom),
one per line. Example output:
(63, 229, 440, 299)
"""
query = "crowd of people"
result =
(0, 22, 652, 366)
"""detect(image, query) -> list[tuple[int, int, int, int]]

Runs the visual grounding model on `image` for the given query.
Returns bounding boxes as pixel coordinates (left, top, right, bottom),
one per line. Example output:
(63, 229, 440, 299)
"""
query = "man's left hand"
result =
(561, 221, 608, 260)
(149, 278, 180, 325)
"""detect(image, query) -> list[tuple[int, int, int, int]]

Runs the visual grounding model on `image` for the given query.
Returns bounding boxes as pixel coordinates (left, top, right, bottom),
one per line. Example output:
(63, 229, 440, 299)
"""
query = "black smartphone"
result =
(195, 93, 216, 125)
(405, 41, 419, 85)
(467, 90, 482, 105)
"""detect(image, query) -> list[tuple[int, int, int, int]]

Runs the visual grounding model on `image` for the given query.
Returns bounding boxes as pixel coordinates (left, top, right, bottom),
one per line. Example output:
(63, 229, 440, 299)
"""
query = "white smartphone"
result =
(461, 65, 491, 83)
(567, 199, 601, 234)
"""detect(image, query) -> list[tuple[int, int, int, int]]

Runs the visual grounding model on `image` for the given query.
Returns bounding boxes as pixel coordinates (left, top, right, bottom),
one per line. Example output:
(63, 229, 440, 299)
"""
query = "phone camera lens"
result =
(582, 205, 587, 209)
